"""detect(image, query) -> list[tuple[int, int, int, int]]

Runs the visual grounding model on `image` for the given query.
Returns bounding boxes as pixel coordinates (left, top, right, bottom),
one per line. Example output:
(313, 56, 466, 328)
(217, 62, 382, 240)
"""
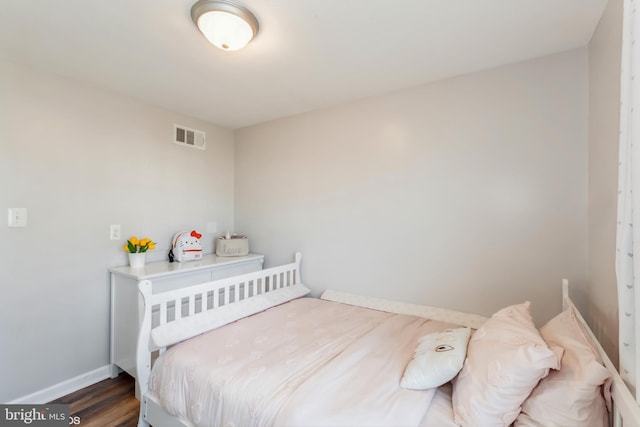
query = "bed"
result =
(135, 253, 640, 427)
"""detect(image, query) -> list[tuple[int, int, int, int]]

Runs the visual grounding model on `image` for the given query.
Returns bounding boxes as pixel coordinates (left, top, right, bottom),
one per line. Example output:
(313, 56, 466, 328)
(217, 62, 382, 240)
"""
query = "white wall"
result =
(0, 45, 595, 402)
(235, 49, 589, 325)
(588, 0, 623, 362)
(0, 61, 235, 402)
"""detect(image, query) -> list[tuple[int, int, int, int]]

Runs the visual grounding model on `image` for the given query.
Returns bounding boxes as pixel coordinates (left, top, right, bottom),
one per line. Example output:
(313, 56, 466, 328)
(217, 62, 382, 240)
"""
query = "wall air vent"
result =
(174, 124, 206, 150)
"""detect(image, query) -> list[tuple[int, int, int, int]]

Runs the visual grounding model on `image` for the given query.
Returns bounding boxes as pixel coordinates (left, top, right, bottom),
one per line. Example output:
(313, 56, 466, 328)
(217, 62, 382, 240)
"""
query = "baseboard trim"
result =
(8, 365, 111, 404)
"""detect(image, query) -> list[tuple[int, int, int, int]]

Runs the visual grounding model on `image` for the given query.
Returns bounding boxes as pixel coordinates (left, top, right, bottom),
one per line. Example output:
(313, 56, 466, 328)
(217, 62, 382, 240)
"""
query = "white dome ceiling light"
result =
(191, 0, 259, 51)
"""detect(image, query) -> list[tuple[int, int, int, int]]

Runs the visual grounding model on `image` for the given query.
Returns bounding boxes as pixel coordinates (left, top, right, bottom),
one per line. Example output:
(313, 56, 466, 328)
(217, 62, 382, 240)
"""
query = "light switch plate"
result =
(110, 224, 121, 240)
(8, 208, 27, 228)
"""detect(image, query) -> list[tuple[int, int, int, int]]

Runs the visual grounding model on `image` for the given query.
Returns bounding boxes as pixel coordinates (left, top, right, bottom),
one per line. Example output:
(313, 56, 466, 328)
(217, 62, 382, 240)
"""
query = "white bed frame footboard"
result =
(136, 253, 304, 427)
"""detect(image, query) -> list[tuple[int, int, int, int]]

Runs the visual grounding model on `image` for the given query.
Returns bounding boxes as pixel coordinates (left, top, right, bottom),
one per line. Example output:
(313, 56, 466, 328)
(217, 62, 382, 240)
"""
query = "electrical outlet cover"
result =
(8, 208, 27, 228)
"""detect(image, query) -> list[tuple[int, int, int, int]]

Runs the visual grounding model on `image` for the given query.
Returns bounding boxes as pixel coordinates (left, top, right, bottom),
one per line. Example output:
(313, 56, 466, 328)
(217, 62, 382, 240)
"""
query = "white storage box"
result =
(216, 235, 249, 257)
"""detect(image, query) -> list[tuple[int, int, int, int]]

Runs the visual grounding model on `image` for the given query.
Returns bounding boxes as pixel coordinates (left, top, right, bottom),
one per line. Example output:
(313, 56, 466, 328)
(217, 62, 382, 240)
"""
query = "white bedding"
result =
(418, 383, 458, 427)
(148, 297, 459, 427)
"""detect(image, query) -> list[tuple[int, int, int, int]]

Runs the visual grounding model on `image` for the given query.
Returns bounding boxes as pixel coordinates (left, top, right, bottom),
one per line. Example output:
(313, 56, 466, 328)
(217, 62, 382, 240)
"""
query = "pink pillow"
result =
(452, 302, 561, 426)
(515, 307, 612, 427)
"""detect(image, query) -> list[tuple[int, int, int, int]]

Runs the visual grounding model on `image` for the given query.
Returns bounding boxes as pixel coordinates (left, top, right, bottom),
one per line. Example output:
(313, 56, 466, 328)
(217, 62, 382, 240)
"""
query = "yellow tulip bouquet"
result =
(123, 236, 156, 253)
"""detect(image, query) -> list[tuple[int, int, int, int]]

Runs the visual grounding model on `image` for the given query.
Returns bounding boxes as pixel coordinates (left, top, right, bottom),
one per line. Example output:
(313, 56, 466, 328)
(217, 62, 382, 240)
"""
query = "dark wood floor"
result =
(50, 373, 139, 427)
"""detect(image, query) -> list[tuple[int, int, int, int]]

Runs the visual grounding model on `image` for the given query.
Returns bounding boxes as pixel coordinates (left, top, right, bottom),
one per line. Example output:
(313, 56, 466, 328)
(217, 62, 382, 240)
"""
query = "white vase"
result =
(128, 252, 146, 269)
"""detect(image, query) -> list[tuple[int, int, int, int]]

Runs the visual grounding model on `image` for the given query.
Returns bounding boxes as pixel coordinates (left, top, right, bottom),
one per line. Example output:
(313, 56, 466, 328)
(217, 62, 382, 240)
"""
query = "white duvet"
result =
(148, 297, 457, 427)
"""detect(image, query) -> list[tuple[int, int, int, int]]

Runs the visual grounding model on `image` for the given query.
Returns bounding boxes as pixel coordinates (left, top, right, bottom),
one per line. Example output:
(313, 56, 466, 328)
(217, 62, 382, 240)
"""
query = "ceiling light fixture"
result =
(191, 0, 259, 51)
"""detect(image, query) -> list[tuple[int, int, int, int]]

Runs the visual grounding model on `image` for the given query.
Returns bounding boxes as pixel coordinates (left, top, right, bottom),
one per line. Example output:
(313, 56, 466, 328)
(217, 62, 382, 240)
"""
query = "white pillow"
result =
(515, 307, 612, 427)
(400, 327, 471, 390)
(452, 302, 562, 426)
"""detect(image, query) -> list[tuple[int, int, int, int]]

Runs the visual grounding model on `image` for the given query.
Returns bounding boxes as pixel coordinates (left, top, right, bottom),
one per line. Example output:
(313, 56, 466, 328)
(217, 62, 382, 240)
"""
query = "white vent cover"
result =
(174, 124, 206, 150)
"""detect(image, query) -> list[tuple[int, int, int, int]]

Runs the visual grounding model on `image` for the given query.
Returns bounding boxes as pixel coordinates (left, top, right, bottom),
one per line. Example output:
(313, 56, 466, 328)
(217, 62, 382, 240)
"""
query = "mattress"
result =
(148, 297, 458, 427)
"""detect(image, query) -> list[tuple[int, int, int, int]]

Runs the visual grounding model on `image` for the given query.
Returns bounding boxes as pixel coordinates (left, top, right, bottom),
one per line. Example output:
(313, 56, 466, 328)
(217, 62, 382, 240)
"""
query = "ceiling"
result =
(0, 0, 608, 129)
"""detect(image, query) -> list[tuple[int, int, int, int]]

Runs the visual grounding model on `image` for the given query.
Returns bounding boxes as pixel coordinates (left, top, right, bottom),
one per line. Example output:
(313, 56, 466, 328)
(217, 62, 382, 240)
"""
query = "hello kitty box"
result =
(170, 230, 203, 262)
